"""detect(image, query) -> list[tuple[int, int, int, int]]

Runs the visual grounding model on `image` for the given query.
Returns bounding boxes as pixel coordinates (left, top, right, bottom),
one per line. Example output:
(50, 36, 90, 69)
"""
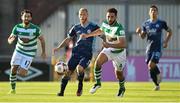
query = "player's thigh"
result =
(67, 54, 80, 72)
(11, 65, 19, 74)
(112, 50, 126, 71)
(78, 55, 92, 72)
(147, 51, 161, 68)
(18, 56, 33, 76)
(95, 50, 108, 67)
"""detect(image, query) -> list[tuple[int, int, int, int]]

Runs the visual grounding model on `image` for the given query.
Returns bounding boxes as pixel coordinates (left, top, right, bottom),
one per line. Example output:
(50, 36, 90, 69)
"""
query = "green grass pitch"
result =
(0, 82, 179, 102)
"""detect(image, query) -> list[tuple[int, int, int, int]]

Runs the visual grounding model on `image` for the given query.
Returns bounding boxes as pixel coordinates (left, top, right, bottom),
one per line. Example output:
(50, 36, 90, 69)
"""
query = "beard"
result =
(24, 20, 30, 26)
(108, 20, 115, 25)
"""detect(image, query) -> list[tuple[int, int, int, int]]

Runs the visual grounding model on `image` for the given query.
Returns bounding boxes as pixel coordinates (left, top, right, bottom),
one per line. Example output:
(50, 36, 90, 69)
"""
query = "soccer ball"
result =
(54, 61, 68, 74)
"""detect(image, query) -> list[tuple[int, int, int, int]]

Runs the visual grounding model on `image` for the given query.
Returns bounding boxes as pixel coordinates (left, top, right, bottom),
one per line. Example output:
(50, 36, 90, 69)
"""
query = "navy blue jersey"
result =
(68, 22, 99, 56)
(142, 19, 168, 52)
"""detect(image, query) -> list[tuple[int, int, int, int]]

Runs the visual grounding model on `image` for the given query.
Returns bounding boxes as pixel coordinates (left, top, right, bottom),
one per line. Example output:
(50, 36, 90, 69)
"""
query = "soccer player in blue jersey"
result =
(136, 5, 172, 90)
(7, 9, 46, 94)
(53, 8, 99, 96)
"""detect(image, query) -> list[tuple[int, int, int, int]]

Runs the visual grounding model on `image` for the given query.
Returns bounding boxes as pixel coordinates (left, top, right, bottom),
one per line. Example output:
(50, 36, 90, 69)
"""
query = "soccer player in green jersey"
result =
(80, 8, 126, 97)
(7, 9, 46, 94)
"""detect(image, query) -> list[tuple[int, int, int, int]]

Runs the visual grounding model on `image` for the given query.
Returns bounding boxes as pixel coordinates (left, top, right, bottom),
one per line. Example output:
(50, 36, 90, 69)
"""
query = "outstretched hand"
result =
(52, 48, 59, 55)
(163, 41, 168, 48)
(136, 27, 141, 34)
(8, 35, 16, 44)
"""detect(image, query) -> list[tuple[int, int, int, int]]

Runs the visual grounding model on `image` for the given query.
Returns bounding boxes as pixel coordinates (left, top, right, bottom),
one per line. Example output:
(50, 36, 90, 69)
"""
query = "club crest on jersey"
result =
(87, 29, 91, 33)
(156, 24, 159, 28)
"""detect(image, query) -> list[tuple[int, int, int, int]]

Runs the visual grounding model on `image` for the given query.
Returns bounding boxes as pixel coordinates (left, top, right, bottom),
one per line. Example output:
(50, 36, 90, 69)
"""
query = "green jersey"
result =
(100, 20, 125, 52)
(11, 23, 41, 57)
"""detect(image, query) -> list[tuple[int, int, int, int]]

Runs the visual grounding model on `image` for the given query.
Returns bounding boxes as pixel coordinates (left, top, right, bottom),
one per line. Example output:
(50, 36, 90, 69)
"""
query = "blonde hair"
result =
(79, 8, 88, 13)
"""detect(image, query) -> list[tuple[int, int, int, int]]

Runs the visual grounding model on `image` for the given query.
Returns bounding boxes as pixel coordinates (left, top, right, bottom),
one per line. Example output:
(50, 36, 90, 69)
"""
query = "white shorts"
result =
(101, 48, 126, 71)
(10, 51, 33, 70)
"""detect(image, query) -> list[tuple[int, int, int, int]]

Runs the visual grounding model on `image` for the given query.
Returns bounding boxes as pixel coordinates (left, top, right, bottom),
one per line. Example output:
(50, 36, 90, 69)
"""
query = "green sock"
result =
(10, 73, 17, 90)
(119, 79, 125, 89)
(94, 67, 101, 85)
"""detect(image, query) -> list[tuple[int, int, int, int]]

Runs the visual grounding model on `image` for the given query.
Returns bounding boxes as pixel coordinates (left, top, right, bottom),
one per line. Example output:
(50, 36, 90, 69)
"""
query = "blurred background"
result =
(0, 0, 180, 82)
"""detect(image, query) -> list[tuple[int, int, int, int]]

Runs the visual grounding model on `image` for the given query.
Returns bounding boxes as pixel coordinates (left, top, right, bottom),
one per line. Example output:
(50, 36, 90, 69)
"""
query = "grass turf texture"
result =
(0, 82, 179, 102)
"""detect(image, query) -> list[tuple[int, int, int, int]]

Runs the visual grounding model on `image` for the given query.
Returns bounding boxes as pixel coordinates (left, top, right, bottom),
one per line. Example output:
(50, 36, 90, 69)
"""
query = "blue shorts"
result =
(67, 53, 92, 71)
(146, 51, 162, 64)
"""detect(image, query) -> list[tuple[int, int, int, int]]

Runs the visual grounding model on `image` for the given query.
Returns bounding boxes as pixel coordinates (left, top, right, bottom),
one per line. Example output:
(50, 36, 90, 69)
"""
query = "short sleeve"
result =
(36, 27, 41, 37)
(141, 22, 147, 33)
(67, 25, 76, 38)
(118, 24, 125, 36)
(162, 21, 168, 31)
(100, 20, 106, 31)
(94, 24, 100, 31)
(11, 25, 18, 36)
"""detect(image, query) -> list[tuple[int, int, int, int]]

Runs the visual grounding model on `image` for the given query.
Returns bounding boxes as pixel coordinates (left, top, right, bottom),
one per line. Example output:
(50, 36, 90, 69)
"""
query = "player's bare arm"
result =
(103, 37, 126, 48)
(80, 28, 103, 38)
(163, 27, 172, 48)
(38, 35, 46, 59)
(136, 27, 146, 39)
(53, 37, 72, 54)
(8, 35, 16, 44)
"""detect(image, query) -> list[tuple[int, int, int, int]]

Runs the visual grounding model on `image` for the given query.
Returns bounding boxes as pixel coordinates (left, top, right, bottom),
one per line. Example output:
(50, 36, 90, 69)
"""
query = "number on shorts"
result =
(24, 60, 31, 68)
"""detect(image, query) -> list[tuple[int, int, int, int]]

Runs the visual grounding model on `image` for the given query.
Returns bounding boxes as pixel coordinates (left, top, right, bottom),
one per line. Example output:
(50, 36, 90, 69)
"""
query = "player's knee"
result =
(77, 65, 84, 74)
(62, 75, 70, 81)
(18, 69, 28, 76)
(64, 70, 73, 77)
(11, 65, 19, 74)
(116, 71, 124, 80)
(94, 61, 102, 69)
(148, 62, 156, 69)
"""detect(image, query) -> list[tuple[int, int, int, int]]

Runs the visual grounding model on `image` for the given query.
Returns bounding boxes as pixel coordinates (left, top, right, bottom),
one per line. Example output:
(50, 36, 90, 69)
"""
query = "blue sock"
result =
(60, 76, 70, 94)
(77, 72, 84, 91)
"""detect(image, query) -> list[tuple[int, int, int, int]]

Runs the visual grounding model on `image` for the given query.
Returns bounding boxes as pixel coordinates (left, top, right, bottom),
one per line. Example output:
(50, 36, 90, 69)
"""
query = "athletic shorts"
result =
(10, 51, 33, 70)
(101, 48, 126, 71)
(67, 53, 92, 71)
(146, 51, 162, 64)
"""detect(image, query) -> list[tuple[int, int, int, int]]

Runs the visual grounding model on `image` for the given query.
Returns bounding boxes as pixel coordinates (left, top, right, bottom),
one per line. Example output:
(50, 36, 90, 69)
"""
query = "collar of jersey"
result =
(81, 21, 90, 28)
